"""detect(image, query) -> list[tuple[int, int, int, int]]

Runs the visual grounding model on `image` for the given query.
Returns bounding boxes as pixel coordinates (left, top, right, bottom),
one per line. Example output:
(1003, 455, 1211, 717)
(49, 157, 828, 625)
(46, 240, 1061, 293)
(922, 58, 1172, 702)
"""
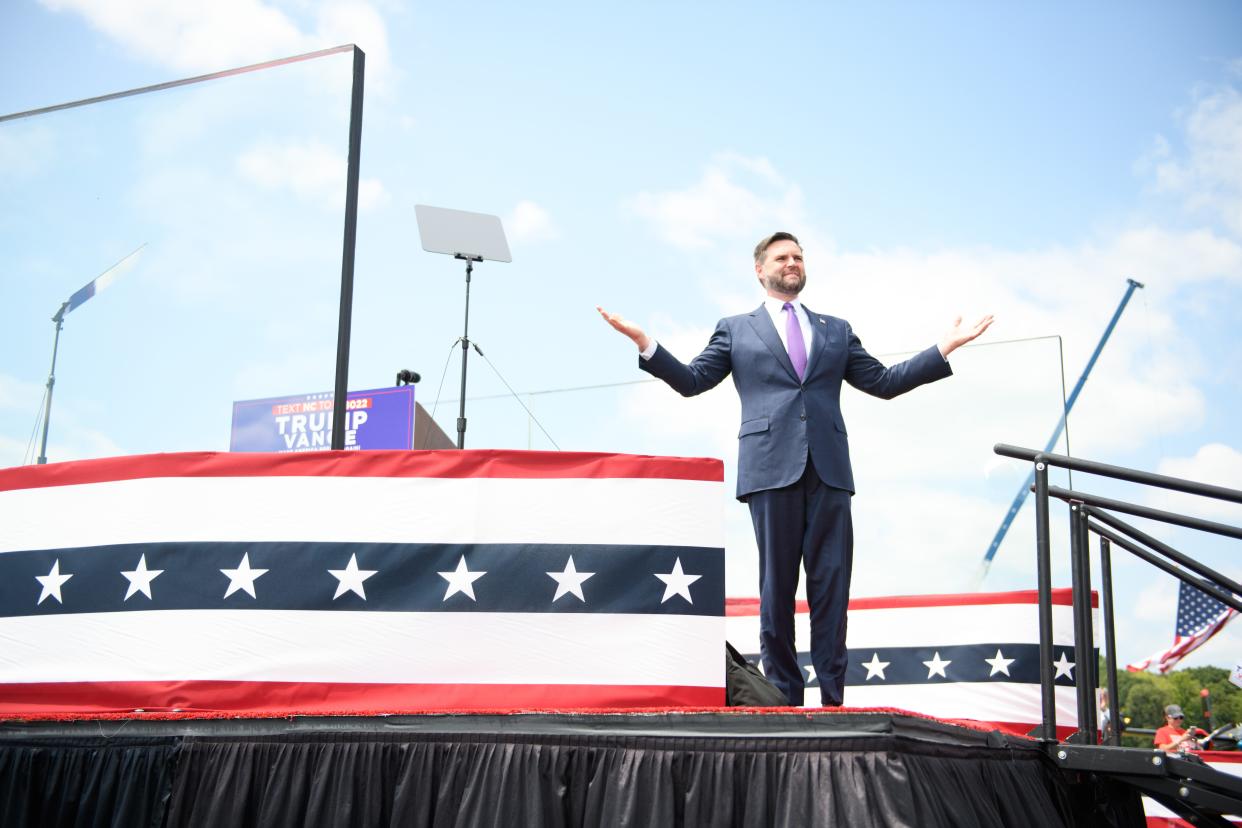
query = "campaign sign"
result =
(230, 386, 415, 453)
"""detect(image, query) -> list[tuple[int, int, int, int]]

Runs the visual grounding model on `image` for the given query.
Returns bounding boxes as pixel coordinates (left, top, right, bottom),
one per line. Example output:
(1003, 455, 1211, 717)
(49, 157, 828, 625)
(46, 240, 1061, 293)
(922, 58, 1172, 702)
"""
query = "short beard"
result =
(763, 271, 806, 296)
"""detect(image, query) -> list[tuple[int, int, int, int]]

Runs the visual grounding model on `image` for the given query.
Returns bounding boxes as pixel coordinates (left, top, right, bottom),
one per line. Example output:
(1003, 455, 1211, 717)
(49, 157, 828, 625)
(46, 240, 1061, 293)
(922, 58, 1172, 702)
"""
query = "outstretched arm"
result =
(938, 314, 995, 358)
(597, 306, 652, 352)
(599, 306, 733, 397)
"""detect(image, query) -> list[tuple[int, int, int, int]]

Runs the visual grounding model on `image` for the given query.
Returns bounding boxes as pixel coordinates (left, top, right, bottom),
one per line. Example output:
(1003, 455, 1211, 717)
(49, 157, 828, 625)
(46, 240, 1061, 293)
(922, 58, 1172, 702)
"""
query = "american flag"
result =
(0, 449, 725, 715)
(1127, 580, 1238, 674)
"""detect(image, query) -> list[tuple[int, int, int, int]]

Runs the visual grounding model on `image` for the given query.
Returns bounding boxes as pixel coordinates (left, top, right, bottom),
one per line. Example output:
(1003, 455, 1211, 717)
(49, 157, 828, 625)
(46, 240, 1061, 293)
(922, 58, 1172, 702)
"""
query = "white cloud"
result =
(1149, 82, 1242, 236)
(237, 140, 387, 210)
(617, 144, 1242, 615)
(621, 160, 1237, 479)
(357, 178, 389, 210)
(635, 146, 1242, 464)
(1132, 578, 1179, 623)
(44, 0, 304, 71)
(623, 153, 812, 252)
(0, 374, 45, 413)
(40, 0, 392, 83)
(505, 200, 559, 244)
(1158, 442, 1242, 489)
(314, 1, 391, 82)
(1148, 443, 1242, 523)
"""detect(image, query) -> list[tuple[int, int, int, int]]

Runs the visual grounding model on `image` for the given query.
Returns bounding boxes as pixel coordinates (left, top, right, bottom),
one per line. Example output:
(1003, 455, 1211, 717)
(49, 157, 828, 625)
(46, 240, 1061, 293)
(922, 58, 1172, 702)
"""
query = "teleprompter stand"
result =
(414, 205, 511, 449)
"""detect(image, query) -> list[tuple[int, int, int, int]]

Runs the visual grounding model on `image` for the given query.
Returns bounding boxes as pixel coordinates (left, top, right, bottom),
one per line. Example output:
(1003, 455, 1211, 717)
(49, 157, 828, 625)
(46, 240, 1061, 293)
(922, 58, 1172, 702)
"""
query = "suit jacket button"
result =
(800, 414, 807, 421)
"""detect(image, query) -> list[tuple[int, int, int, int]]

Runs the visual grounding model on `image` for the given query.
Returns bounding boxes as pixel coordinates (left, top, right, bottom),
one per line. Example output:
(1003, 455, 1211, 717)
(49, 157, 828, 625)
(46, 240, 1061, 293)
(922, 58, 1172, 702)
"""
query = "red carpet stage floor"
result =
(0, 708, 1142, 827)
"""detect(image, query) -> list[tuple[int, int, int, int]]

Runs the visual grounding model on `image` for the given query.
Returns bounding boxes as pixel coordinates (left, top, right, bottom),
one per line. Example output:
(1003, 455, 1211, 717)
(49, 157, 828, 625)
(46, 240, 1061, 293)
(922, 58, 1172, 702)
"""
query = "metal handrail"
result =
(993, 443, 1241, 749)
(1087, 508, 1242, 599)
(1046, 485, 1242, 540)
(1042, 485, 1242, 598)
(1087, 520, 1242, 614)
(994, 444, 1242, 503)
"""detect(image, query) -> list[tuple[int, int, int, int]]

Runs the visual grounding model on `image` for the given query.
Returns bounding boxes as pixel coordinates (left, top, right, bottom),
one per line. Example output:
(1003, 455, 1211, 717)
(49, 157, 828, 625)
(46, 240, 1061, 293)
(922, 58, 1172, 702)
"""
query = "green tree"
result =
(1122, 678, 1170, 748)
(1107, 663, 1242, 749)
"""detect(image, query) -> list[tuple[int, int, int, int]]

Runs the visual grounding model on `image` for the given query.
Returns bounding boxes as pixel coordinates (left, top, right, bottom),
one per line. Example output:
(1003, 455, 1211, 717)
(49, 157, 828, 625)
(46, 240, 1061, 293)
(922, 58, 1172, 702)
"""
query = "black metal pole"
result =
(1068, 502, 1096, 742)
(995, 443, 1242, 504)
(1078, 505, 1098, 741)
(1088, 509, 1242, 599)
(1047, 485, 1242, 540)
(330, 46, 365, 451)
(1, 45, 357, 125)
(1099, 536, 1121, 746)
(455, 258, 474, 449)
(1034, 459, 1056, 740)
(37, 303, 69, 465)
(1087, 519, 1242, 614)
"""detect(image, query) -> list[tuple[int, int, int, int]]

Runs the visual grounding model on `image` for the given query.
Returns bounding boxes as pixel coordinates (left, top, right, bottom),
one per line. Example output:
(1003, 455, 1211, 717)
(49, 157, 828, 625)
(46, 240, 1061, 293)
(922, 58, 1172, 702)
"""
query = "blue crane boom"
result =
(975, 278, 1145, 586)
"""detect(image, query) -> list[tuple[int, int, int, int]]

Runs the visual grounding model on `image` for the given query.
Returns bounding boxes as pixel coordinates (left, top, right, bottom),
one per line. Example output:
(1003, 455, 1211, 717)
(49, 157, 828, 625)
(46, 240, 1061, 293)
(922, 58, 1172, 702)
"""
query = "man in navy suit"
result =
(599, 231, 992, 706)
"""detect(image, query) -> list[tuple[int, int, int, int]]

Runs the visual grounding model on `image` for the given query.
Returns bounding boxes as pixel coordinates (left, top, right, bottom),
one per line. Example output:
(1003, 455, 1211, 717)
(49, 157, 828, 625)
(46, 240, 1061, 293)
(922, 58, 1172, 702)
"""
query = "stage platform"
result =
(0, 708, 1141, 827)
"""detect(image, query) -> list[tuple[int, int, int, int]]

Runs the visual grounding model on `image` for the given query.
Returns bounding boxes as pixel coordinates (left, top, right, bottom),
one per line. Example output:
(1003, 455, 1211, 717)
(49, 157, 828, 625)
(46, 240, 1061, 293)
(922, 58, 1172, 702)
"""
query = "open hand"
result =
(597, 306, 651, 352)
(938, 314, 994, 358)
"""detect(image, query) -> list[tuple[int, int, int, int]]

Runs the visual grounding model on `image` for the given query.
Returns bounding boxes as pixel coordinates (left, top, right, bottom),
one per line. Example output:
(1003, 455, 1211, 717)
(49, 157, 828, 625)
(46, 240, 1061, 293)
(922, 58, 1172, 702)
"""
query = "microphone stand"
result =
(454, 254, 482, 449)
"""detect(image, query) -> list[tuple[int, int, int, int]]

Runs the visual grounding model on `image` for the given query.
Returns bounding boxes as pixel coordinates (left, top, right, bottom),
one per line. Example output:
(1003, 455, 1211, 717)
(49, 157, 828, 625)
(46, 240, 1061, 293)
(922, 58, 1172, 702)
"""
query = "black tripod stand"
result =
(412, 204, 511, 449)
(454, 254, 482, 449)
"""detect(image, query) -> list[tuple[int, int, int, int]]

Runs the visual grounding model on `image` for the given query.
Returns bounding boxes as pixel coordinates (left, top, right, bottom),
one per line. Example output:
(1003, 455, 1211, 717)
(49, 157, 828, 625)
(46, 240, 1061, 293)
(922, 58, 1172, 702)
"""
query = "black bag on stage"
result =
(725, 641, 789, 706)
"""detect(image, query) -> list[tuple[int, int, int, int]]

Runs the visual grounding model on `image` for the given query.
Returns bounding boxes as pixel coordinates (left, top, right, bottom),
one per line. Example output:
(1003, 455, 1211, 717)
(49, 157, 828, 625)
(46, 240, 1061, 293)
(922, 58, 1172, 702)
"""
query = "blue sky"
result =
(1, 0, 1240, 671)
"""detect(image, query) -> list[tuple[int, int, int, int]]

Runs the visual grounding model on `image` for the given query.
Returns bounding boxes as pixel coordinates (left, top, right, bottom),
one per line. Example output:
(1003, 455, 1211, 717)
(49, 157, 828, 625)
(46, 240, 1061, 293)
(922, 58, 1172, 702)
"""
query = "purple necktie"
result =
(783, 302, 807, 381)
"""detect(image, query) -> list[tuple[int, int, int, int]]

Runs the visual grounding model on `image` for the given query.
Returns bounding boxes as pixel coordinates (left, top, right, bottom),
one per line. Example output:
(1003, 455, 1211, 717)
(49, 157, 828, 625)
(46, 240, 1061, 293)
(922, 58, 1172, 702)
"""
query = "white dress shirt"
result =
(639, 296, 814, 362)
(763, 296, 814, 354)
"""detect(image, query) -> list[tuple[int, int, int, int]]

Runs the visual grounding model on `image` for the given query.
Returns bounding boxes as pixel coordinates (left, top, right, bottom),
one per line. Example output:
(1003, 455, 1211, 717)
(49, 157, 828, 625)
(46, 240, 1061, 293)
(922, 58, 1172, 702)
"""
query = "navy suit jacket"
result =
(640, 305, 952, 500)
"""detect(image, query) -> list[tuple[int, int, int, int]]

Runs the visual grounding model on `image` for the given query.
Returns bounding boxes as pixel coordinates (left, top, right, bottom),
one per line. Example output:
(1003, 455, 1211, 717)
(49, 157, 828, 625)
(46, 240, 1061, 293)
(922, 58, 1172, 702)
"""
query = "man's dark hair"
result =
(754, 231, 801, 263)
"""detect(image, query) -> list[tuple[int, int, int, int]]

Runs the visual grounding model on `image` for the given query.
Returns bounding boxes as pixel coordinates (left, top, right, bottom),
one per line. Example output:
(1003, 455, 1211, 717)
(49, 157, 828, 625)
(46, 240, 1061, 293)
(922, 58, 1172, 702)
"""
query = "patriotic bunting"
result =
(0, 449, 726, 714)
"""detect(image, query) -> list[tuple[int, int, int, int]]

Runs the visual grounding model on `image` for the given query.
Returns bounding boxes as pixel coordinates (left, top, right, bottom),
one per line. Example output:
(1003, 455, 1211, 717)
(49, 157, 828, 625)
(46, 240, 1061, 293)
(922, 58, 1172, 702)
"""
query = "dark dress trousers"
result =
(641, 304, 952, 705)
